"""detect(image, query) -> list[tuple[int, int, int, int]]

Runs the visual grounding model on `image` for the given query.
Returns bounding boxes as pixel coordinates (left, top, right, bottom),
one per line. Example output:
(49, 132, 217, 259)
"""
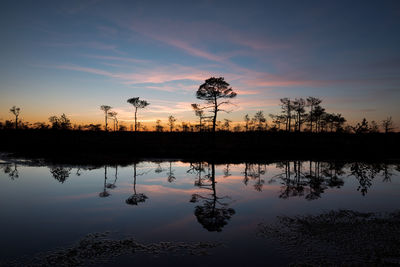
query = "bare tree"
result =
(196, 77, 237, 132)
(155, 119, 163, 132)
(9, 106, 20, 129)
(168, 115, 176, 132)
(244, 114, 250, 131)
(100, 105, 112, 131)
(292, 98, 306, 132)
(192, 104, 207, 132)
(223, 119, 232, 131)
(108, 111, 118, 131)
(382, 116, 394, 133)
(253, 111, 266, 131)
(280, 98, 293, 132)
(127, 97, 150, 132)
(306, 97, 322, 132)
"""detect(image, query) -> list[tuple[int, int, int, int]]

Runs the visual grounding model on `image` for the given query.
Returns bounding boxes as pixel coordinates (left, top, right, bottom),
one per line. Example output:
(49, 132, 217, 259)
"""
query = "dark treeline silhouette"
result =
(1, 77, 398, 161)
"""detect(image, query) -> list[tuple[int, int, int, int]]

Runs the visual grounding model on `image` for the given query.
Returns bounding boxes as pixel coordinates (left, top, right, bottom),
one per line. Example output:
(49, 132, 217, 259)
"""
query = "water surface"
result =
(1, 159, 399, 266)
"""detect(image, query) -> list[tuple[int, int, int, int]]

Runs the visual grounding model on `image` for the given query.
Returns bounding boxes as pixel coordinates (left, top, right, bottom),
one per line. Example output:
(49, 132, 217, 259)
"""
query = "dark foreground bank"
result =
(0, 129, 399, 163)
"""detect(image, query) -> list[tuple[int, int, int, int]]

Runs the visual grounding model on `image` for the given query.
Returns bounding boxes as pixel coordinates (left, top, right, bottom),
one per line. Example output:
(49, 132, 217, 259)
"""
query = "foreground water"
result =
(0, 158, 399, 266)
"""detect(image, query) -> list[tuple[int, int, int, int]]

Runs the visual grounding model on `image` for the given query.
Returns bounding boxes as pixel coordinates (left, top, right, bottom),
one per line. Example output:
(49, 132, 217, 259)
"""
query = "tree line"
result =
(1, 77, 396, 133)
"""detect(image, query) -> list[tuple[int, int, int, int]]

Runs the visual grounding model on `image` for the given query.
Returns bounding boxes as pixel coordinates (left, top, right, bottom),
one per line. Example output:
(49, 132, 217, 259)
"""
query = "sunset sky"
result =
(1, 0, 399, 127)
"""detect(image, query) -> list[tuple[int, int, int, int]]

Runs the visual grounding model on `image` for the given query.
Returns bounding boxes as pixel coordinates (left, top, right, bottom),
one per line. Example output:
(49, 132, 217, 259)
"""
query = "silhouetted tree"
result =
(48, 114, 71, 130)
(9, 106, 21, 129)
(100, 105, 112, 131)
(370, 120, 379, 133)
(269, 114, 285, 131)
(196, 77, 237, 132)
(353, 118, 370, 134)
(253, 111, 266, 131)
(382, 116, 394, 133)
(108, 111, 118, 131)
(223, 119, 232, 131)
(306, 97, 322, 132)
(280, 98, 293, 131)
(155, 119, 163, 132)
(192, 104, 208, 132)
(168, 115, 176, 132)
(106, 165, 118, 189)
(127, 97, 150, 132)
(244, 114, 250, 131)
(313, 105, 326, 132)
(292, 98, 306, 131)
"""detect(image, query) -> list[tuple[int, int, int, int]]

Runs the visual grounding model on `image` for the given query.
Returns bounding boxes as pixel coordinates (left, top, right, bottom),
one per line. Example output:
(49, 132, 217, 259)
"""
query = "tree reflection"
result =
(50, 166, 71, 183)
(189, 162, 235, 232)
(106, 165, 118, 189)
(269, 161, 346, 200)
(126, 163, 148, 205)
(1, 163, 19, 180)
(166, 161, 175, 183)
(99, 165, 110, 197)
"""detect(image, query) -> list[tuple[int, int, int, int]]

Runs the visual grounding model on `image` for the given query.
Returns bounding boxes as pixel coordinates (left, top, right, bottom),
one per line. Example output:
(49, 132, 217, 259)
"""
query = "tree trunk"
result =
(134, 107, 138, 132)
(105, 113, 108, 131)
(15, 115, 18, 130)
(212, 100, 218, 133)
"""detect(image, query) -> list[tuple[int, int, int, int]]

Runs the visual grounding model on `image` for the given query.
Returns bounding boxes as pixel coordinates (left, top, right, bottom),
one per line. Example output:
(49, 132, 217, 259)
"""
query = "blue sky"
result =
(1, 0, 399, 127)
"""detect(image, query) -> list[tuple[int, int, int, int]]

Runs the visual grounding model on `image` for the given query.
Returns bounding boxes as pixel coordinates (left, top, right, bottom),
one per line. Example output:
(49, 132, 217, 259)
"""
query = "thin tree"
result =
(306, 97, 322, 132)
(244, 114, 250, 132)
(382, 116, 394, 133)
(127, 97, 149, 132)
(192, 104, 207, 132)
(292, 98, 306, 132)
(108, 111, 118, 131)
(196, 77, 237, 133)
(280, 98, 293, 132)
(253, 111, 266, 131)
(168, 115, 176, 132)
(9, 106, 20, 129)
(223, 119, 232, 131)
(100, 105, 112, 131)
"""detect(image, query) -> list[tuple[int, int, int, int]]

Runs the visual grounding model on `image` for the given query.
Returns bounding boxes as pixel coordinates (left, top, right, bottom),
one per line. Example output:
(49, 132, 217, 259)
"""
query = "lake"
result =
(1, 158, 399, 266)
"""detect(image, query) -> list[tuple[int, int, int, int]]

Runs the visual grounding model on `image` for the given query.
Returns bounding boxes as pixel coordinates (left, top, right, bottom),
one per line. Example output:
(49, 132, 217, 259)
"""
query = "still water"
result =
(0, 159, 399, 266)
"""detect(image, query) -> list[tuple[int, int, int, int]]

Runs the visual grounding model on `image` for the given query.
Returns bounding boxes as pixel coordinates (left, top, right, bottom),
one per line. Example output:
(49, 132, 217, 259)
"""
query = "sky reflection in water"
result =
(0, 160, 399, 265)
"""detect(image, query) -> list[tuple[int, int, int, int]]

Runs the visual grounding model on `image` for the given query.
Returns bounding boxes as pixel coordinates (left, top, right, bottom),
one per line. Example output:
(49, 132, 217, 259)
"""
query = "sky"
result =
(1, 0, 400, 128)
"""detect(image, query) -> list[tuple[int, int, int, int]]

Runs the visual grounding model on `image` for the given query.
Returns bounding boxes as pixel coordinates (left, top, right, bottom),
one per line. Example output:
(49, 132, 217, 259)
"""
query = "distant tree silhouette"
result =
(48, 114, 71, 130)
(253, 111, 266, 131)
(168, 115, 176, 132)
(292, 98, 306, 131)
(223, 119, 232, 131)
(196, 77, 237, 132)
(108, 111, 118, 131)
(244, 114, 250, 131)
(280, 98, 293, 132)
(370, 120, 379, 133)
(382, 116, 394, 133)
(9, 106, 21, 129)
(191, 104, 208, 132)
(155, 119, 163, 132)
(306, 97, 322, 132)
(127, 97, 149, 132)
(353, 118, 370, 134)
(100, 105, 112, 131)
(2, 163, 19, 180)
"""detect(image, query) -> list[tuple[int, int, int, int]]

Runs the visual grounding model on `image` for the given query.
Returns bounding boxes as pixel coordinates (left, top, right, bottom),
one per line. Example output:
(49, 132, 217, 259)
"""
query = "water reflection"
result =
(126, 163, 148, 205)
(50, 166, 71, 183)
(189, 162, 235, 232)
(99, 166, 110, 197)
(0, 163, 19, 180)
